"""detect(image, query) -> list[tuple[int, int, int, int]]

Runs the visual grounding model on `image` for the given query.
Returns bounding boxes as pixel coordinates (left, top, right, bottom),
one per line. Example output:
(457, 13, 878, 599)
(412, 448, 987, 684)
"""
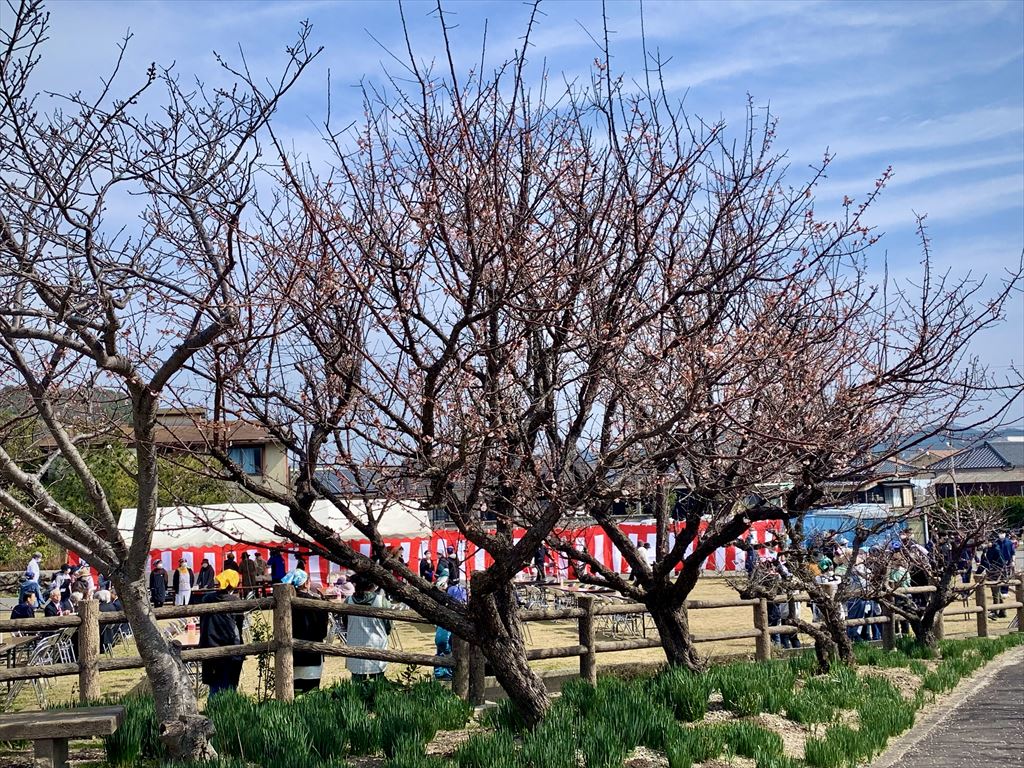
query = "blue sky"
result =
(29, 0, 1024, 416)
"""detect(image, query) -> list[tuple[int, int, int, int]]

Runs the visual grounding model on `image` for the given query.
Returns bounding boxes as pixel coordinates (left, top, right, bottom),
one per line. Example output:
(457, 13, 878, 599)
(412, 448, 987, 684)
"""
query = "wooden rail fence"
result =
(1, 579, 1021, 707)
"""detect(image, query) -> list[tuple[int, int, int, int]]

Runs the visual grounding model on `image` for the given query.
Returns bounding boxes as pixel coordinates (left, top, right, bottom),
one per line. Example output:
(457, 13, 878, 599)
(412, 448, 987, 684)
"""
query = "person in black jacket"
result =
(149, 561, 168, 607)
(196, 559, 216, 590)
(291, 572, 329, 694)
(97, 590, 128, 653)
(199, 570, 244, 696)
(43, 588, 65, 617)
(979, 540, 1008, 619)
(9, 591, 37, 620)
(418, 555, 435, 583)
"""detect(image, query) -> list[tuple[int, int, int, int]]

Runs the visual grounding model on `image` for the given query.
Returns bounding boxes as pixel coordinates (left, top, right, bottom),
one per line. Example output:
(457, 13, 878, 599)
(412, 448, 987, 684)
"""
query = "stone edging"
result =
(868, 645, 1024, 768)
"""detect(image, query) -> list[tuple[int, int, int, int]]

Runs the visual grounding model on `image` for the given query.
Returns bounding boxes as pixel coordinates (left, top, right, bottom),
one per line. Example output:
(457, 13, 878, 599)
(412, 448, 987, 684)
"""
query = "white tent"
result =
(118, 499, 431, 551)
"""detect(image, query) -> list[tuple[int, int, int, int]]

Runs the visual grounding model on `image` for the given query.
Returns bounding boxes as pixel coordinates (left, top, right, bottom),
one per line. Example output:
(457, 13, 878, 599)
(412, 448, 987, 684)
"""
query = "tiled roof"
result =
(928, 440, 1024, 471)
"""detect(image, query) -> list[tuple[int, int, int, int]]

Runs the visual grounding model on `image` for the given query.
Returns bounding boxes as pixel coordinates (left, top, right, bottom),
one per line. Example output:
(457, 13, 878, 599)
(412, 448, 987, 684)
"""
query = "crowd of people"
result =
(11, 554, 129, 655)
(744, 526, 1020, 646)
(186, 550, 466, 697)
(13, 554, 102, 621)
(147, 551, 278, 607)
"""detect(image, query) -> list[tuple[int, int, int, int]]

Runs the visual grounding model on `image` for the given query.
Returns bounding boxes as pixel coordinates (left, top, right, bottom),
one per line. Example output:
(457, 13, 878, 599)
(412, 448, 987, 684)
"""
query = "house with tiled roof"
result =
(33, 404, 290, 496)
(927, 439, 1024, 498)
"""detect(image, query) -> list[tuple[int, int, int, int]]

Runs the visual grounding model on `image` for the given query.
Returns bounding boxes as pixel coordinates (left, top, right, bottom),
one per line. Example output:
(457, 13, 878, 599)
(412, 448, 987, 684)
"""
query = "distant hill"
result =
(899, 425, 1024, 454)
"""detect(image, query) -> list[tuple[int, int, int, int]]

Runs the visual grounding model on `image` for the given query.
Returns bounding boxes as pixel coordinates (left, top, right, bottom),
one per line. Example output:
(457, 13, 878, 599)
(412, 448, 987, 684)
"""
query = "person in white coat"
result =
(172, 559, 195, 606)
(343, 574, 392, 681)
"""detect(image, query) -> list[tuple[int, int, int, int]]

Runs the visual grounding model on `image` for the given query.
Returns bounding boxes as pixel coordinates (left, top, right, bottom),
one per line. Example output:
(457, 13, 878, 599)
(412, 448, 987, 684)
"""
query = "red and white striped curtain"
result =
(68, 520, 780, 584)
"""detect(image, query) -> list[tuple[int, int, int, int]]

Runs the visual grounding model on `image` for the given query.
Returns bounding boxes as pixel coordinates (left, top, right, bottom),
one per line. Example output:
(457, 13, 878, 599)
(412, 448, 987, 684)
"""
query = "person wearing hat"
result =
(446, 575, 467, 604)
(199, 570, 244, 696)
(290, 570, 329, 694)
(343, 574, 392, 681)
(196, 558, 216, 590)
(149, 561, 168, 607)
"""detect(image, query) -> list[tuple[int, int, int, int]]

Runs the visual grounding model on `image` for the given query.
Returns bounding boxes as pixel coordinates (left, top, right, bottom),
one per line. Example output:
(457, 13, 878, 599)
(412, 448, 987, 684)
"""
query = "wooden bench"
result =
(0, 705, 124, 768)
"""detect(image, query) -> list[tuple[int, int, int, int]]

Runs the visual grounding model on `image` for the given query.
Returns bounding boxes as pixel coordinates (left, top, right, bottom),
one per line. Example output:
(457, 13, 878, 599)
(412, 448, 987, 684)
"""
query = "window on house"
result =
(228, 445, 263, 475)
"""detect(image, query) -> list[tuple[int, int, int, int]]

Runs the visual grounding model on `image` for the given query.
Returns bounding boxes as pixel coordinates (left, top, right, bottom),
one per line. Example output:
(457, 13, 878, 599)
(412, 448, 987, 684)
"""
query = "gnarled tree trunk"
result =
(115, 577, 215, 761)
(784, 616, 838, 673)
(645, 598, 703, 672)
(468, 583, 550, 725)
(812, 599, 854, 666)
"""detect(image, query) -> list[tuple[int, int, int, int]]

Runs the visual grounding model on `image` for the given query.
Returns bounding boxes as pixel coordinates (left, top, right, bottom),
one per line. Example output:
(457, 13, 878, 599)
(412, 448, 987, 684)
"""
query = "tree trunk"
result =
(115, 577, 216, 761)
(468, 582, 550, 726)
(816, 600, 854, 665)
(785, 616, 836, 673)
(646, 599, 703, 672)
(911, 599, 942, 650)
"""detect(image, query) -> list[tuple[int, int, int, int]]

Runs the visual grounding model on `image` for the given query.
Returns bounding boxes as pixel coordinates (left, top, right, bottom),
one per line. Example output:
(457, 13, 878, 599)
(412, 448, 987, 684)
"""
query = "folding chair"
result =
(328, 614, 347, 644)
(55, 627, 77, 664)
(4, 633, 61, 710)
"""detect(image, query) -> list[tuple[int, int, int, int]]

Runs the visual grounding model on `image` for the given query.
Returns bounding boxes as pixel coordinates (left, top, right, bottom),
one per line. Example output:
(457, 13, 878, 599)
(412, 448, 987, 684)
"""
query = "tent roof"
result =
(118, 499, 431, 550)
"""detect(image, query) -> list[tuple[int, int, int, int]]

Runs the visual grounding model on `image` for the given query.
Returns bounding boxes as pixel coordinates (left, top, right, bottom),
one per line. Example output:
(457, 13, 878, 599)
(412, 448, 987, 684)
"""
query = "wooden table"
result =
(0, 705, 124, 768)
(174, 629, 200, 649)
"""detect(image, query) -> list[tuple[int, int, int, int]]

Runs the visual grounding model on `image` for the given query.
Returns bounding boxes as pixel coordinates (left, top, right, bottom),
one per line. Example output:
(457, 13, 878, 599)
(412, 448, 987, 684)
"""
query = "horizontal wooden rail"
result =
(593, 637, 662, 653)
(688, 598, 761, 609)
(291, 639, 452, 668)
(0, 662, 78, 684)
(991, 601, 1024, 611)
(943, 606, 982, 616)
(95, 641, 276, 673)
(520, 607, 585, 621)
(694, 629, 763, 643)
(290, 596, 431, 623)
(97, 597, 275, 625)
(525, 644, 589, 661)
(0, 614, 81, 633)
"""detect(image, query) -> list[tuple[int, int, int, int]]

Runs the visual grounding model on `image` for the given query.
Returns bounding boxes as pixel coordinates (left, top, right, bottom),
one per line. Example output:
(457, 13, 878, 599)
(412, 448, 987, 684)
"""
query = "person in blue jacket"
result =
(434, 575, 467, 681)
(268, 549, 287, 583)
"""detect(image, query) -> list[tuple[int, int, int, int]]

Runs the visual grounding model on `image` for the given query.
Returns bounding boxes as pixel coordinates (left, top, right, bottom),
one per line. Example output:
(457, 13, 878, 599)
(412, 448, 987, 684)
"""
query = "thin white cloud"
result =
(858, 174, 1024, 230)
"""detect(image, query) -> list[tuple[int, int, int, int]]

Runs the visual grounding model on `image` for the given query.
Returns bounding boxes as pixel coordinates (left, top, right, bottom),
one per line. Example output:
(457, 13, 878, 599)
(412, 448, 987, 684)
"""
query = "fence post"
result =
(273, 583, 295, 701)
(452, 637, 470, 700)
(578, 594, 597, 684)
(753, 598, 771, 662)
(468, 645, 486, 706)
(881, 602, 895, 650)
(974, 580, 988, 638)
(1015, 580, 1024, 634)
(77, 600, 101, 703)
